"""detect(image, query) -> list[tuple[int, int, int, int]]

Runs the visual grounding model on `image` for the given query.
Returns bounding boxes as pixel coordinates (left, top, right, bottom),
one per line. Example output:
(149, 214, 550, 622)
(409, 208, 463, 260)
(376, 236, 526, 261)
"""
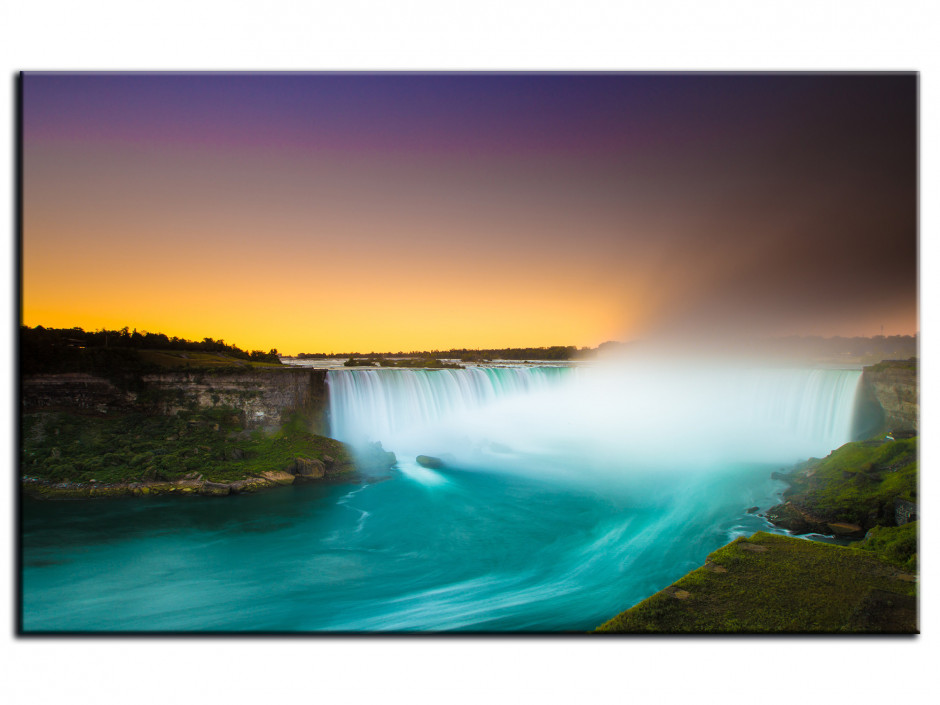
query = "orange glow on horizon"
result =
(22, 74, 917, 353)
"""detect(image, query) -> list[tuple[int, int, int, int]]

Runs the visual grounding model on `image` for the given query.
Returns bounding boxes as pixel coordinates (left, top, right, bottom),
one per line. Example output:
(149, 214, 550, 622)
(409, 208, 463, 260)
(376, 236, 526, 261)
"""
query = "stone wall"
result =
(22, 368, 331, 432)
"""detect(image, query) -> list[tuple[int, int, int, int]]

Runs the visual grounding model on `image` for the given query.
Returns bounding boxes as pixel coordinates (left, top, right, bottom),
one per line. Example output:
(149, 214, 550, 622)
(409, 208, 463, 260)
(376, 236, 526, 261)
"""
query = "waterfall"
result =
(327, 364, 862, 475)
(328, 366, 572, 445)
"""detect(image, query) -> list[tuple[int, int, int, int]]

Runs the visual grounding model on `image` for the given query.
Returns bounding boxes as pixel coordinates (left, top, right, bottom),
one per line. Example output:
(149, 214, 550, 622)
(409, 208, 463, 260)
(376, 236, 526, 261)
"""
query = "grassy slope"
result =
(596, 531, 917, 633)
(854, 521, 918, 573)
(137, 349, 281, 369)
(776, 438, 917, 527)
(22, 408, 354, 486)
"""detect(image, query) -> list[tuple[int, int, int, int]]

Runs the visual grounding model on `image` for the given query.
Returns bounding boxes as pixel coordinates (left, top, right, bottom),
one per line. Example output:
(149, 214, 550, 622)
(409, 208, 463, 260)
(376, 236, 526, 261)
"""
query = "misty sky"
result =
(22, 73, 917, 353)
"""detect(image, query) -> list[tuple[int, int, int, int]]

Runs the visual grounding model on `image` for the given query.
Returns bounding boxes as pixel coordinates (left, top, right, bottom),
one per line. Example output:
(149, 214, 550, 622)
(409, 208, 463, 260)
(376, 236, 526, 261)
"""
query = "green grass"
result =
(853, 522, 918, 573)
(777, 438, 917, 527)
(21, 408, 354, 485)
(865, 358, 917, 374)
(596, 532, 917, 633)
(137, 350, 282, 370)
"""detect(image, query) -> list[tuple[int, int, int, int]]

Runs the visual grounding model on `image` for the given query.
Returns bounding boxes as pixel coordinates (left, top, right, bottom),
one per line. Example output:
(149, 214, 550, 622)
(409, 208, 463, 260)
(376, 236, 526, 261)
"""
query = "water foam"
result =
(327, 362, 861, 480)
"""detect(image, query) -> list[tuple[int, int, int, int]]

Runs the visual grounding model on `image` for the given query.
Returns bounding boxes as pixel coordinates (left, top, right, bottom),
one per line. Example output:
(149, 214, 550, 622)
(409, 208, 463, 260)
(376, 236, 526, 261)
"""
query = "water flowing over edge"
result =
(21, 364, 865, 633)
(327, 364, 862, 477)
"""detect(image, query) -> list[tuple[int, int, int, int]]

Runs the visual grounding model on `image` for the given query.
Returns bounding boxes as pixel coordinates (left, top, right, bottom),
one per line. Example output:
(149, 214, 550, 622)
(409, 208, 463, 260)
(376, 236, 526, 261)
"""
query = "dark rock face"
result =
(416, 455, 444, 469)
(141, 369, 329, 431)
(764, 503, 829, 535)
(22, 369, 331, 432)
(20, 374, 138, 415)
(860, 362, 918, 432)
(826, 522, 866, 539)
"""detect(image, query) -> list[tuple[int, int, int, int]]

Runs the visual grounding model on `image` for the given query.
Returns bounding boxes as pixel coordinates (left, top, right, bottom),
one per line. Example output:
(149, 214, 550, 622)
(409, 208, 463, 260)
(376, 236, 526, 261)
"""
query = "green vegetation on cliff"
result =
(854, 522, 918, 573)
(136, 350, 282, 370)
(865, 357, 918, 374)
(766, 438, 917, 531)
(22, 407, 356, 489)
(596, 531, 917, 633)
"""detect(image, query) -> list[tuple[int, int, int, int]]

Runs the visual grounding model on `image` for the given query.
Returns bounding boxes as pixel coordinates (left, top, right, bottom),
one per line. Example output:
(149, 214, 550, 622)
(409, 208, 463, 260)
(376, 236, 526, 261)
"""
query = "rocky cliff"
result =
(22, 368, 331, 433)
(21, 373, 139, 415)
(859, 360, 918, 432)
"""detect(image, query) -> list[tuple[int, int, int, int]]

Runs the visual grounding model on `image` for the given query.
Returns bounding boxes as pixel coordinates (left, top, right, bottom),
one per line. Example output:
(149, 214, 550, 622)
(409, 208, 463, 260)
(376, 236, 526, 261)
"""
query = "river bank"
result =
(595, 432, 919, 632)
(595, 530, 918, 633)
(762, 436, 917, 539)
(20, 404, 396, 500)
(21, 465, 370, 499)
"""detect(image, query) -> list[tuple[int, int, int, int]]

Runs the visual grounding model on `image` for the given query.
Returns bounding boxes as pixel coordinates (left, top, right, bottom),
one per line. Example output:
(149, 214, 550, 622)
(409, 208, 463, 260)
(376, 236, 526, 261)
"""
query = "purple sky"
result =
(22, 73, 918, 351)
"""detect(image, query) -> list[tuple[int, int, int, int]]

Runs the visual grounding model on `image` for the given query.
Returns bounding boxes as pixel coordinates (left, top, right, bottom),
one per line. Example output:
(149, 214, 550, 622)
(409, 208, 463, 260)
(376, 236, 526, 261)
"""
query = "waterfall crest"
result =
(327, 364, 861, 474)
(328, 366, 571, 445)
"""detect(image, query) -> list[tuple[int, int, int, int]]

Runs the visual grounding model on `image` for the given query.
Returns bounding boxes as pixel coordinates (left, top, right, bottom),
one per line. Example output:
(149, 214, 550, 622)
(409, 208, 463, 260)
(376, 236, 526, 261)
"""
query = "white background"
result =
(2, 2, 937, 703)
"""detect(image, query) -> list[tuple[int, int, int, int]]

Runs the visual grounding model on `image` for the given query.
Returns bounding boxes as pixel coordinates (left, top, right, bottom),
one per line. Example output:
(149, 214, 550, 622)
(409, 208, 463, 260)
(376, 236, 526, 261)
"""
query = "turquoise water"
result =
(22, 364, 861, 632)
(22, 458, 787, 632)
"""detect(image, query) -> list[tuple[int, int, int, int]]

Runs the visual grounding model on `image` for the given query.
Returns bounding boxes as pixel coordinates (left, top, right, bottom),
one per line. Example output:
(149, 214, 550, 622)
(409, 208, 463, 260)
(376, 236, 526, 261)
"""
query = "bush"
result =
(853, 522, 918, 572)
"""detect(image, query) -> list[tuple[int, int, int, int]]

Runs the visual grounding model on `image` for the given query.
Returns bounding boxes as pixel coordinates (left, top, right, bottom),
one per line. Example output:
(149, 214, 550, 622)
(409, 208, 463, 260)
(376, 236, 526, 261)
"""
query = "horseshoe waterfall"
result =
(23, 362, 863, 632)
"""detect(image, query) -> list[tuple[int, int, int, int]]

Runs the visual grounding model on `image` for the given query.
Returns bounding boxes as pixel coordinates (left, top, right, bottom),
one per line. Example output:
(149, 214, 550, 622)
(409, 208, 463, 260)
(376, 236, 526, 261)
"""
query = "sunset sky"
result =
(22, 73, 917, 354)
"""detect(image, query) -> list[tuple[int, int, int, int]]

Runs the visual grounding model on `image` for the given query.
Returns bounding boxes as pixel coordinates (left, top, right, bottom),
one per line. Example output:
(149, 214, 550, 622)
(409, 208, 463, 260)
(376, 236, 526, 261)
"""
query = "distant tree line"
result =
(299, 345, 587, 361)
(296, 335, 919, 363)
(20, 325, 281, 375)
(342, 357, 463, 369)
(754, 335, 917, 359)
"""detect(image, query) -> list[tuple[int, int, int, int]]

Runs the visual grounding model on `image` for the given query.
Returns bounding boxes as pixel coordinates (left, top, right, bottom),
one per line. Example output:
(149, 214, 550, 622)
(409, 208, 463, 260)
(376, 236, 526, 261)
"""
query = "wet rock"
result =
(261, 470, 295, 485)
(746, 506, 759, 514)
(827, 522, 865, 539)
(175, 479, 204, 489)
(416, 455, 444, 469)
(764, 503, 827, 534)
(229, 477, 271, 493)
(289, 457, 326, 478)
(199, 481, 231, 496)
